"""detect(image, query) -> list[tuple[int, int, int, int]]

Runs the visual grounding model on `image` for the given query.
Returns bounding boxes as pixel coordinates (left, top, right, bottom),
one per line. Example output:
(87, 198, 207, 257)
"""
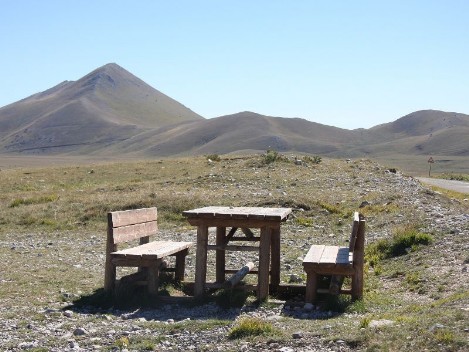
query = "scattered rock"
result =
(73, 327, 89, 336)
(369, 319, 395, 328)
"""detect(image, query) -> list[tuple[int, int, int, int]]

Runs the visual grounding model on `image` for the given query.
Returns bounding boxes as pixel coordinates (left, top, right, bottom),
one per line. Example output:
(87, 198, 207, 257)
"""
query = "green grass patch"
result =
(228, 317, 277, 339)
(9, 194, 59, 207)
(437, 173, 469, 182)
(365, 225, 433, 268)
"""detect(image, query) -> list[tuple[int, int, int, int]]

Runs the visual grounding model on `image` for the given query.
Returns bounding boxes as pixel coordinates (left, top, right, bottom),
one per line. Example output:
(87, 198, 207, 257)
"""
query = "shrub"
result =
(262, 149, 289, 165)
(312, 155, 322, 164)
(9, 194, 59, 208)
(365, 225, 433, 267)
(206, 154, 221, 162)
(228, 317, 275, 339)
(439, 173, 469, 182)
(302, 155, 322, 164)
(263, 149, 280, 164)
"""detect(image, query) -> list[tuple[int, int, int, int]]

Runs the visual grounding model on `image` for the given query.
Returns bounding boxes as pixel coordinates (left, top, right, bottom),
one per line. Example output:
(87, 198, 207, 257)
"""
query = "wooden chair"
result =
(104, 207, 193, 295)
(302, 212, 365, 303)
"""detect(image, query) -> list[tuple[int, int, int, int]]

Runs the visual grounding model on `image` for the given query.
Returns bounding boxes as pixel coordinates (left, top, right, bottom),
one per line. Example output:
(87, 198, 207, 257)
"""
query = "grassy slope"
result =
(0, 154, 467, 350)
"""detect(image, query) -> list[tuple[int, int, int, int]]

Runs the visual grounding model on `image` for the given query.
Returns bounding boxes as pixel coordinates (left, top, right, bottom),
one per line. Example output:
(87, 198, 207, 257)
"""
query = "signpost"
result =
(428, 157, 434, 177)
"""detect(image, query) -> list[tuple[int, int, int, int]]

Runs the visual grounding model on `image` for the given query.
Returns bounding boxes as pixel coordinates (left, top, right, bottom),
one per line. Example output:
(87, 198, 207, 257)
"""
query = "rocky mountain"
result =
(0, 64, 468, 158)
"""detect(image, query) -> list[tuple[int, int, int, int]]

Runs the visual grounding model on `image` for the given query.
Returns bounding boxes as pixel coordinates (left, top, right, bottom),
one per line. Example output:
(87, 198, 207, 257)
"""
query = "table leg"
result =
(216, 227, 226, 283)
(194, 224, 209, 297)
(258, 227, 271, 301)
(270, 225, 281, 292)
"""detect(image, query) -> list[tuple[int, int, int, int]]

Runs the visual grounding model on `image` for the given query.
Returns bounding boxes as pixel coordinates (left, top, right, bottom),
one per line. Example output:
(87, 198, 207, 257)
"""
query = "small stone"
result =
(279, 347, 295, 352)
(73, 327, 88, 336)
(292, 331, 303, 339)
(304, 303, 314, 311)
(369, 319, 395, 328)
(69, 340, 80, 349)
(429, 323, 445, 332)
(63, 310, 73, 318)
(359, 200, 371, 208)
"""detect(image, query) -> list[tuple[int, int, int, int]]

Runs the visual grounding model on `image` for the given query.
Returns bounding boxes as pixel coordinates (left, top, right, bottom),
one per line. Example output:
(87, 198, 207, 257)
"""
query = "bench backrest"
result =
(349, 212, 365, 262)
(349, 212, 366, 251)
(107, 207, 158, 249)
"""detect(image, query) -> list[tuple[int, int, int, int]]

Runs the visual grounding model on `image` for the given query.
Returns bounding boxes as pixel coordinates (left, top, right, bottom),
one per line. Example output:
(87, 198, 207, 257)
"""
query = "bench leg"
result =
(147, 260, 161, 295)
(351, 270, 363, 301)
(104, 259, 116, 292)
(215, 227, 226, 283)
(175, 249, 189, 282)
(305, 270, 318, 303)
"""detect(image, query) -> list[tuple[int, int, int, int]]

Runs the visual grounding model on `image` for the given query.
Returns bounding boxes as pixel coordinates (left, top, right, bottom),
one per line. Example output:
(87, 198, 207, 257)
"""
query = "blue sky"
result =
(1, 1, 468, 129)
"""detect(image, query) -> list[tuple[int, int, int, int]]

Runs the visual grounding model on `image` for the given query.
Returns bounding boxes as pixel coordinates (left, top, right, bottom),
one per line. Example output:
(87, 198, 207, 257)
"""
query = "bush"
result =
(263, 149, 280, 164)
(228, 317, 275, 339)
(302, 155, 322, 164)
(365, 225, 433, 267)
(262, 149, 289, 165)
(206, 154, 221, 162)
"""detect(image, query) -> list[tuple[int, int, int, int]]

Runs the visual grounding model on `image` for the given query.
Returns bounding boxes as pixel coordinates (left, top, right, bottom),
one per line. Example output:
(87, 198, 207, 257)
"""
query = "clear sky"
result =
(1, 1, 468, 129)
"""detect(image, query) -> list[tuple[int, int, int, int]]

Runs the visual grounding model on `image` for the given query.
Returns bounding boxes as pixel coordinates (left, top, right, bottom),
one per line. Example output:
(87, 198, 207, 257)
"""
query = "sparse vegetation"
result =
(302, 155, 322, 164)
(438, 173, 469, 182)
(0, 154, 467, 351)
(365, 224, 433, 268)
(206, 154, 221, 162)
(228, 317, 276, 339)
(262, 149, 289, 165)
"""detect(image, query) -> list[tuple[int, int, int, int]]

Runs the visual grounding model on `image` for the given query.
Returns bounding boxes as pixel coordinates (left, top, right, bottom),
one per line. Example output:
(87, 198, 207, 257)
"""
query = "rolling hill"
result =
(0, 63, 468, 161)
(0, 63, 202, 154)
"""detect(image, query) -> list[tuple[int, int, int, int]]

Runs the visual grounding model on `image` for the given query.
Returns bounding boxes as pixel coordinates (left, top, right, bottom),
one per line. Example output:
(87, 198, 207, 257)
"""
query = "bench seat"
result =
(104, 207, 193, 295)
(303, 245, 355, 275)
(302, 212, 365, 303)
(111, 241, 193, 261)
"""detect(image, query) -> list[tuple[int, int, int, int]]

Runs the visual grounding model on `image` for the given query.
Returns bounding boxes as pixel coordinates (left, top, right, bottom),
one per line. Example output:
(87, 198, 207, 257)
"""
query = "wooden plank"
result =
(225, 227, 238, 242)
(104, 226, 117, 291)
(352, 215, 366, 301)
(258, 227, 271, 301)
(183, 206, 292, 221)
(320, 246, 340, 264)
(185, 218, 281, 228)
(194, 224, 209, 297)
(329, 275, 345, 295)
(270, 225, 281, 290)
(112, 240, 192, 259)
(228, 236, 261, 242)
(241, 228, 255, 238)
(225, 268, 259, 274)
(349, 212, 360, 251)
(207, 244, 259, 252)
(303, 245, 326, 264)
(305, 270, 318, 303)
(109, 208, 157, 227)
(112, 221, 158, 244)
(335, 247, 352, 265)
(223, 262, 255, 288)
(216, 227, 226, 283)
(174, 249, 188, 281)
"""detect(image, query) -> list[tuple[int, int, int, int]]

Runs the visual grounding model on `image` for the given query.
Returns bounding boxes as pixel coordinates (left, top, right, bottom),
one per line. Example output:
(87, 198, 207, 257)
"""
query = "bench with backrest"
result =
(302, 212, 365, 303)
(104, 207, 193, 295)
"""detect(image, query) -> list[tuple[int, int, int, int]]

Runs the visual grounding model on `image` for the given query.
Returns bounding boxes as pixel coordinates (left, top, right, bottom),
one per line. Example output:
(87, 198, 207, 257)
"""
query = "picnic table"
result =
(182, 206, 292, 300)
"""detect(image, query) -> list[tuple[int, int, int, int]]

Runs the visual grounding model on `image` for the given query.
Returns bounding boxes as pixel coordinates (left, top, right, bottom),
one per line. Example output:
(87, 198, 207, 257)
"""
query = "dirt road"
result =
(417, 177, 469, 194)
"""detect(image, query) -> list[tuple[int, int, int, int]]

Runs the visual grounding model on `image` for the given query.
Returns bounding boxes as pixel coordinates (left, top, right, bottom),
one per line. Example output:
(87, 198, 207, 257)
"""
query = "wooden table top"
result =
(182, 206, 292, 221)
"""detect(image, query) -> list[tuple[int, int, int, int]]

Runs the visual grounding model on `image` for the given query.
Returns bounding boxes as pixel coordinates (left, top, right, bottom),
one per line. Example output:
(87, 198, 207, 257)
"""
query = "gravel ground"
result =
(1, 161, 468, 351)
